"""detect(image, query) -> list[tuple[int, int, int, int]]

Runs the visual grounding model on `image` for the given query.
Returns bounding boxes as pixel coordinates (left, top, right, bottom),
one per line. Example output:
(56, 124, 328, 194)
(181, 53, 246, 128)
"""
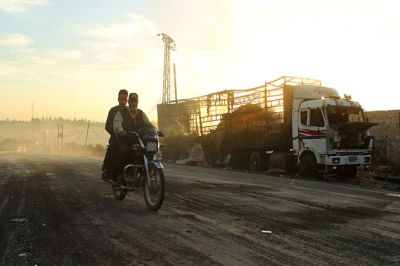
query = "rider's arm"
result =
(105, 107, 114, 135)
(142, 112, 153, 127)
(113, 111, 126, 137)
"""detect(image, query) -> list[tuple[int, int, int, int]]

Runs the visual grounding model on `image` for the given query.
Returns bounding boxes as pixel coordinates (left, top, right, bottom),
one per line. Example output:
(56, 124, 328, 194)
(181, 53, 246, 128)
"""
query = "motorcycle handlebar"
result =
(126, 131, 139, 137)
(126, 130, 165, 138)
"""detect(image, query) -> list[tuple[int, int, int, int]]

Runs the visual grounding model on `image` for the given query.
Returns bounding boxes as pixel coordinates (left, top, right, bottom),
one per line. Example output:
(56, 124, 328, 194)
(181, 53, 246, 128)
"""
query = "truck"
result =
(157, 76, 376, 177)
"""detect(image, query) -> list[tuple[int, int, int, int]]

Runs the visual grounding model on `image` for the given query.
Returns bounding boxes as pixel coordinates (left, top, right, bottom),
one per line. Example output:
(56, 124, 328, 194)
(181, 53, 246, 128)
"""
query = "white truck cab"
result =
(291, 85, 375, 177)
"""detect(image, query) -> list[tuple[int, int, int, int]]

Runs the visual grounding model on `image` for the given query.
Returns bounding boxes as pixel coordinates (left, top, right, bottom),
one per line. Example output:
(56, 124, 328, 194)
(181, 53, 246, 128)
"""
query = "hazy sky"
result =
(1, 0, 399, 122)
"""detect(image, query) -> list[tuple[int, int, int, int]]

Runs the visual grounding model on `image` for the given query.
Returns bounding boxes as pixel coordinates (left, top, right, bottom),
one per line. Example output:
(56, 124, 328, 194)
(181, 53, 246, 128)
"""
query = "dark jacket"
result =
(105, 105, 122, 136)
(120, 108, 145, 133)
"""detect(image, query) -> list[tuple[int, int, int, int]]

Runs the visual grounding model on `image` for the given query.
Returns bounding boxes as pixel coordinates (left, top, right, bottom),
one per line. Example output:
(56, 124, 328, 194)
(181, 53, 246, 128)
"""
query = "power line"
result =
(0, 57, 64, 67)
(0, 36, 159, 71)
(0, 54, 163, 83)
(0, 39, 223, 84)
(83, 35, 156, 56)
(0, 44, 157, 69)
(78, 37, 158, 64)
(178, 46, 223, 51)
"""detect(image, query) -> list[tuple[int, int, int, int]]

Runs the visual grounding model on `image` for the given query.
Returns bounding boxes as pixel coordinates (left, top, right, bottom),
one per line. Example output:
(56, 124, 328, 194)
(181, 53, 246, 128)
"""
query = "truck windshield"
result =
(326, 106, 364, 127)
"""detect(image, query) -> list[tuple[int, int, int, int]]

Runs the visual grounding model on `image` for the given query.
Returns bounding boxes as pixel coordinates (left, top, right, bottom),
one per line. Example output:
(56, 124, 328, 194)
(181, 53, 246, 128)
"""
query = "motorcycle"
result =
(103, 126, 165, 211)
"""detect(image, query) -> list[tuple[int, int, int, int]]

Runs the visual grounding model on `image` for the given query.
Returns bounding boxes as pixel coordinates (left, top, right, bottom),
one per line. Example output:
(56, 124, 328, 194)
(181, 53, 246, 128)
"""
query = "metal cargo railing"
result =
(159, 76, 321, 136)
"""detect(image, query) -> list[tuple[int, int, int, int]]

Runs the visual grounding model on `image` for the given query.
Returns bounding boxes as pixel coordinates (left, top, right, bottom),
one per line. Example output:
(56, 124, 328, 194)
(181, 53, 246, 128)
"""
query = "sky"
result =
(0, 0, 399, 122)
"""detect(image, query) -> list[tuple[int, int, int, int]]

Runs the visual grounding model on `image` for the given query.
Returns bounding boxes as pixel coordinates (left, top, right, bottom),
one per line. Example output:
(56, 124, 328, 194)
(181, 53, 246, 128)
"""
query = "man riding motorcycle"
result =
(102, 89, 128, 179)
(111, 92, 153, 186)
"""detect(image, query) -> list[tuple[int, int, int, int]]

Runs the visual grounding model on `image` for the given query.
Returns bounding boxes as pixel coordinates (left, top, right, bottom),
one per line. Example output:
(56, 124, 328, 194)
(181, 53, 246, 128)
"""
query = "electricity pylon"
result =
(158, 33, 175, 104)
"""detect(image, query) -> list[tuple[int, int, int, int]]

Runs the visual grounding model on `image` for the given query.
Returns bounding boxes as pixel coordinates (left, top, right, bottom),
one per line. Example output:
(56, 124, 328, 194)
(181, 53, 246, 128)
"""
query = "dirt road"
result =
(0, 152, 399, 265)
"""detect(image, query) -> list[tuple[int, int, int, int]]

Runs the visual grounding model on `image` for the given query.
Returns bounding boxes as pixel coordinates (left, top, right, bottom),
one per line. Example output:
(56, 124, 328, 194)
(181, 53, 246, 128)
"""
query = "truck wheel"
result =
(248, 152, 261, 172)
(299, 154, 319, 178)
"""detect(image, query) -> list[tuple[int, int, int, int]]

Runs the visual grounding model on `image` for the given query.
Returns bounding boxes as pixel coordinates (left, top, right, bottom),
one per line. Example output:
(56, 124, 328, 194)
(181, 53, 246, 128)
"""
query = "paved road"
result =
(0, 152, 399, 265)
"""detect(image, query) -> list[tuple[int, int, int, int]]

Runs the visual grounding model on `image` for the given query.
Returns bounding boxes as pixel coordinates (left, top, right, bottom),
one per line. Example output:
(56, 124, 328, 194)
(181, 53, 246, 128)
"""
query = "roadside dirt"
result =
(0, 152, 399, 265)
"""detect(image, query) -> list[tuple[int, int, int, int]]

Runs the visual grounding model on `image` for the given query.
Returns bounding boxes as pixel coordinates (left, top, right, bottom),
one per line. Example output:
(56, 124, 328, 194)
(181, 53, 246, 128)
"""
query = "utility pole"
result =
(57, 124, 64, 150)
(158, 33, 176, 104)
(173, 63, 178, 103)
(84, 120, 90, 146)
(61, 124, 63, 148)
(31, 103, 35, 120)
(57, 124, 59, 149)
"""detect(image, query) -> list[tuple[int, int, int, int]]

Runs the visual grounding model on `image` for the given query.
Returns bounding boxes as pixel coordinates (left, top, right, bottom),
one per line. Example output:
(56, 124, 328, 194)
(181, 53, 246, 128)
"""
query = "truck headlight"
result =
(332, 157, 340, 164)
(368, 138, 374, 151)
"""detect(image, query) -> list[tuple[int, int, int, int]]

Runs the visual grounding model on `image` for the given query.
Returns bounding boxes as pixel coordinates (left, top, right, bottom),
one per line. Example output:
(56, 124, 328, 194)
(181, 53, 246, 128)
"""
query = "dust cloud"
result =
(0, 118, 109, 157)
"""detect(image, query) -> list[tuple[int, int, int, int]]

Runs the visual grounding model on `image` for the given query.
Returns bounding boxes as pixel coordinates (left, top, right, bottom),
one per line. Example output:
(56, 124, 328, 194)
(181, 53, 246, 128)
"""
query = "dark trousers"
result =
(111, 140, 142, 180)
(110, 141, 130, 180)
(103, 137, 117, 173)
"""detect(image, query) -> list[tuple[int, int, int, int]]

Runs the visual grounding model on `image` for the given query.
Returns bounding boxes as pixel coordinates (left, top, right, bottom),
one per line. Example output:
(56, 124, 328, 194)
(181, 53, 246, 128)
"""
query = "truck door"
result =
(298, 107, 327, 163)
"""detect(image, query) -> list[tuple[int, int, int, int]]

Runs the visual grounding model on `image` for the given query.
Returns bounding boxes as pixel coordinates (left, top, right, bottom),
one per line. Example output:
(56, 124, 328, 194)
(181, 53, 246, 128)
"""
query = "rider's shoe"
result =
(115, 174, 123, 187)
(101, 169, 110, 181)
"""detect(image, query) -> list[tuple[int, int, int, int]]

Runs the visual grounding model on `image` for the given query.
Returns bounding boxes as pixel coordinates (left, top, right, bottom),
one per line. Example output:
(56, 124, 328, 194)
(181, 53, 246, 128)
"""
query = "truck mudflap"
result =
(324, 154, 371, 165)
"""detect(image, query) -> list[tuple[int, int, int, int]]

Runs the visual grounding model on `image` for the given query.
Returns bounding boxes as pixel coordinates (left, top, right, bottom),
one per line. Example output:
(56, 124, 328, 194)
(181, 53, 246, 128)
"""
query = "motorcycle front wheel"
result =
(144, 164, 165, 211)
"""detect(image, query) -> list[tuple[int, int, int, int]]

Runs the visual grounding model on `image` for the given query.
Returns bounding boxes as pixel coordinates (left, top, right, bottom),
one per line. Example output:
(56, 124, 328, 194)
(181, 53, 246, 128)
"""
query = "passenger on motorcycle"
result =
(111, 92, 153, 185)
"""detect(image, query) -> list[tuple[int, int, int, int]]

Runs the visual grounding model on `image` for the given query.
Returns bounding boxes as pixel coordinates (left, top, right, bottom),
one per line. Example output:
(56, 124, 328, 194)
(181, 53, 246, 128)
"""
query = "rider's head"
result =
(118, 89, 128, 107)
(128, 93, 139, 111)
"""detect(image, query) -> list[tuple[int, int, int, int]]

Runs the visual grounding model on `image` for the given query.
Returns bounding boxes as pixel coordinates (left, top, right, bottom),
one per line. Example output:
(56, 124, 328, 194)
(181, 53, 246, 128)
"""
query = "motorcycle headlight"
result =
(146, 142, 158, 152)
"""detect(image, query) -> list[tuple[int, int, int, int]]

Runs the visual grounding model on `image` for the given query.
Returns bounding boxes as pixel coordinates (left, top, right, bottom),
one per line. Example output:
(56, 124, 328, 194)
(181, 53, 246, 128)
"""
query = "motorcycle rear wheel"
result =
(144, 164, 165, 211)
